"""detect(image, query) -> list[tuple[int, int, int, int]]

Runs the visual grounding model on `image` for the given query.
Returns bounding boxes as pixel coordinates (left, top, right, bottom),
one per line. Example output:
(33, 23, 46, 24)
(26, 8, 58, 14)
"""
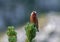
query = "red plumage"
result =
(30, 11, 39, 31)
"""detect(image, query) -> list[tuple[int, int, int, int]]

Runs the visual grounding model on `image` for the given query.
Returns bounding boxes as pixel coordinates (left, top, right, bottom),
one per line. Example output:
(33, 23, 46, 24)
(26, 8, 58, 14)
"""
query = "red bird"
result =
(30, 11, 39, 32)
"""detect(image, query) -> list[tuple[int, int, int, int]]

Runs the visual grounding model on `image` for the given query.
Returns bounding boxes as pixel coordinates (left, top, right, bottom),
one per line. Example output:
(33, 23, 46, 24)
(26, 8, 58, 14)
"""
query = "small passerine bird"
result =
(30, 11, 39, 32)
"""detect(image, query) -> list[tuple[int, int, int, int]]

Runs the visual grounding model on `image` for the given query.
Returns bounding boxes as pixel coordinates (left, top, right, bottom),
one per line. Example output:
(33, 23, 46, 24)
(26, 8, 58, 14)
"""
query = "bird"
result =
(30, 11, 39, 32)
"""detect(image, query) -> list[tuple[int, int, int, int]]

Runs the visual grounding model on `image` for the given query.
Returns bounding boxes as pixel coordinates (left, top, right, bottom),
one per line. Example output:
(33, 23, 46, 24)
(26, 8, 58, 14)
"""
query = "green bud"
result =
(25, 23, 37, 42)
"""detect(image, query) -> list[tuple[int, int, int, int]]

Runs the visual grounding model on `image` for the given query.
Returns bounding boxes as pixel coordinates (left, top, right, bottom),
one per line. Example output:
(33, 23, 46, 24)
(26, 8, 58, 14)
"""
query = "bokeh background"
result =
(0, 0, 60, 31)
(0, 0, 60, 42)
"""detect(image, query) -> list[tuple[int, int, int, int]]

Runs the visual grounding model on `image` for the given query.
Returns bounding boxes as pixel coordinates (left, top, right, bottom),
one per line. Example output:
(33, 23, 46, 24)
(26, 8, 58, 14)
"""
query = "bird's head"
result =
(31, 11, 36, 17)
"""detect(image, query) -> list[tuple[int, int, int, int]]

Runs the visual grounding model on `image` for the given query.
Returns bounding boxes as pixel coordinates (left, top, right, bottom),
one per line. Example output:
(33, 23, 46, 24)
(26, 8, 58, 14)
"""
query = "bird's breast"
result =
(30, 16, 37, 23)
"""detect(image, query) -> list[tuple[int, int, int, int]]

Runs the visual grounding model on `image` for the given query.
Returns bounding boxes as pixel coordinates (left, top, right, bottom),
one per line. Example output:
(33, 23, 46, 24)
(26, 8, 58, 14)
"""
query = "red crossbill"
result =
(30, 11, 39, 32)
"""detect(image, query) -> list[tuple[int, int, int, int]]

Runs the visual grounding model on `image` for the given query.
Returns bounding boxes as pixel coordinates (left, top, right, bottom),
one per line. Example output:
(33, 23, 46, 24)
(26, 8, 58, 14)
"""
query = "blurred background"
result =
(0, 0, 60, 42)
(0, 0, 60, 31)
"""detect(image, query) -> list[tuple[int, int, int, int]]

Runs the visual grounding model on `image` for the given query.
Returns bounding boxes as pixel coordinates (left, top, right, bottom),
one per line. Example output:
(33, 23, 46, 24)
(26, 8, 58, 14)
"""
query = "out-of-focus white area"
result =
(1, 12, 60, 42)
